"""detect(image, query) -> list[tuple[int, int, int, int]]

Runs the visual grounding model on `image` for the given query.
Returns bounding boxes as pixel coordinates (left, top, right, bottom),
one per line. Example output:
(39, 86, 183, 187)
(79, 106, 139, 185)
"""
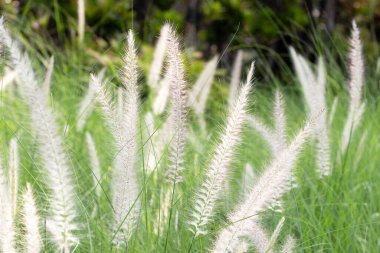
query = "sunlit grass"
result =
(1, 16, 380, 252)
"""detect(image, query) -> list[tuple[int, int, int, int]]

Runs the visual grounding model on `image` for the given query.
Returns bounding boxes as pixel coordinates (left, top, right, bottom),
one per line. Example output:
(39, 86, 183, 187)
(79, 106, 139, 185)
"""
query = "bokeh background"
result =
(2, 0, 380, 60)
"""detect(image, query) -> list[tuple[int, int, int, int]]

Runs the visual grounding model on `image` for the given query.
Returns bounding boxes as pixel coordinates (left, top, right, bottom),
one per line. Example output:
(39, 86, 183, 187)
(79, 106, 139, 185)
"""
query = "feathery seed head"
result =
(148, 24, 170, 89)
(290, 47, 331, 176)
(122, 30, 138, 92)
(228, 50, 244, 108)
(85, 132, 101, 198)
(0, 156, 16, 253)
(22, 183, 42, 253)
(212, 116, 314, 253)
(348, 20, 364, 108)
(153, 69, 172, 115)
(189, 55, 218, 115)
(8, 138, 19, 218)
(189, 62, 254, 236)
(273, 89, 287, 153)
(110, 29, 141, 247)
(281, 236, 296, 253)
(266, 217, 286, 252)
(91, 73, 120, 138)
(341, 20, 365, 154)
(165, 26, 188, 183)
(42, 56, 54, 97)
(76, 70, 105, 131)
(247, 89, 287, 156)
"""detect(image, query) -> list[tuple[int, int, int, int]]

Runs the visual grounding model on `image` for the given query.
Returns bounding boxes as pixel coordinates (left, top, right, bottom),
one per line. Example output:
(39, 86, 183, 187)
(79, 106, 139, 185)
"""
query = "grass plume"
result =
(290, 47, 330, 177)
(0, 157, 16, 253)
(22, 183, 42, 253)
(110, 30, 141, 247)
(165, 26, 189, 184)
(211, 117, 315, 252)
(189, 62, 254, 236)
(341, 21, 365, 154)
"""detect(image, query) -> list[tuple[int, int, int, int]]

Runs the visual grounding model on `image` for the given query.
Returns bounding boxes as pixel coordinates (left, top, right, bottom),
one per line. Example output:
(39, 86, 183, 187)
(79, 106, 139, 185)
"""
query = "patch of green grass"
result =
(1, 17, 380, 253)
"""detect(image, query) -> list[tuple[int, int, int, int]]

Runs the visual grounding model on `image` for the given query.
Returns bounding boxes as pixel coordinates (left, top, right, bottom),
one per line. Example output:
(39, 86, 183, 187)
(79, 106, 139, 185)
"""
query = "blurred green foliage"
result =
(1, 0, 380, 93)
(2, 0, 380, 49)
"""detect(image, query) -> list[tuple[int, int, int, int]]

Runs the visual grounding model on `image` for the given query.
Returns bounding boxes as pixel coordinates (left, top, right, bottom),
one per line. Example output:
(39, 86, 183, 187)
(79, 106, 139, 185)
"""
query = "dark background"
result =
(2, 0, 380, 80)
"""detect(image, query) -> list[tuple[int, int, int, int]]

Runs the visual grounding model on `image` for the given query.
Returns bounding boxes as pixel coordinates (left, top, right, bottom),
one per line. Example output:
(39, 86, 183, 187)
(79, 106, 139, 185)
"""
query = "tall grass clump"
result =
(0, 17, 79, 252)
(0, 12, 377, 252)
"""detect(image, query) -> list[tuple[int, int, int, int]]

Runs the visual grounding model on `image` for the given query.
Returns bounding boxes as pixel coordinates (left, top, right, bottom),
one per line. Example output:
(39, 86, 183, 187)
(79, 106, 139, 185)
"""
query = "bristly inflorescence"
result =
(247, 89, 287, 156)
(149, 23, 170, 89)
(8, 138, 19, 218)
(105, 30, 141, 247)
(188, 55, 218, 115)
(0, 156, 16, 253)
(85, 132, 102, 198)
(212, 117, 315, 252)
(165, 26, 189, 184)
(341, 21, 365, 154)
(22, 184, 42, 253)
(76, 69, 105, 131)
(228, 50, 244, 108)
(188, 62, 254, 237)
(290, 47, 331, 177)
(247, 90, 295, 212)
